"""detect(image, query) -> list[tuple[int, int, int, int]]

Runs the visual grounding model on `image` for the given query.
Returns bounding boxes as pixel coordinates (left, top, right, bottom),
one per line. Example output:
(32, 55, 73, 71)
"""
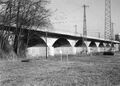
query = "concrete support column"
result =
(114, 44, 119, 51)
(48, 46, 54, 56)
(95, 42, 100, 52)
(45, 38, 57, 56)
(85, 41, 91, 54)
(68, 40, 77, 55)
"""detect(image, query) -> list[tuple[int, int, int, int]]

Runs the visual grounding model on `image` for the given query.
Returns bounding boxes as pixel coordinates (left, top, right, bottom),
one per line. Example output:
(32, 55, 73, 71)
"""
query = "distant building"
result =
(115, 33, 120, 42)
(115, 33, 120, 51)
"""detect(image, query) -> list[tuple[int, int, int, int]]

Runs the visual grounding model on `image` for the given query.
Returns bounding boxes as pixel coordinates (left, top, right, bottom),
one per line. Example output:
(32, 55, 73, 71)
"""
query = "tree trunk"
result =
(13, 27, 21, 55)
(13, 0, 21, 55)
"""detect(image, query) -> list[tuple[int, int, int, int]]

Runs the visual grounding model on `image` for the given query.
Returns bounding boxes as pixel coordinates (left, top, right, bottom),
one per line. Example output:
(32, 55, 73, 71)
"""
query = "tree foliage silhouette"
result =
(0, 0, 51, 56)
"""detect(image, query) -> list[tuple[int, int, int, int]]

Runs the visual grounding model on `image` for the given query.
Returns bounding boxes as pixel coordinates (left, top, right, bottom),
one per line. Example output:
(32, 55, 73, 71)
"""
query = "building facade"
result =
(115, 33, 120, 51)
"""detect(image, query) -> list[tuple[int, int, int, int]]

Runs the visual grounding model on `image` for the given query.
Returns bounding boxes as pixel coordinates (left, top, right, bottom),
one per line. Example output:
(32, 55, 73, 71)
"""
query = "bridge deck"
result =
(0, 24, 120, 44)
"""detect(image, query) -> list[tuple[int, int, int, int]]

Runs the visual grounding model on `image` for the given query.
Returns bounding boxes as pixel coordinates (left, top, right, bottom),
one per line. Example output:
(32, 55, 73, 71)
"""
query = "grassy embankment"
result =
(0, 52, 120, 86)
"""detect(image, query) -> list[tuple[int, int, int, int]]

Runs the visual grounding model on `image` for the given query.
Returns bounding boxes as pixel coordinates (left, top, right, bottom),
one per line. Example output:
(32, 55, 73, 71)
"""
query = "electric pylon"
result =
(111, 22, 114, 40)
(82, 4, 89, 54)
(104, 0, 112, 40)
(83, 4, 89, 37)
(74, 25, 77, 34)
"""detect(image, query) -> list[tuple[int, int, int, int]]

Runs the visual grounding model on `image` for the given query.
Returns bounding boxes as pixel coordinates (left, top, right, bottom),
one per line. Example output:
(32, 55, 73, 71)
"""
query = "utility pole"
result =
(98, 32, 101, 38)
(74, 25, 77, 34)
(45, 29, 48, 59)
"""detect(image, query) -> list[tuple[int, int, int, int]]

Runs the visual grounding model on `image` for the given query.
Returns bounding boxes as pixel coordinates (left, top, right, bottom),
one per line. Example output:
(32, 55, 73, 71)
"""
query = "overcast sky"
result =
(49, 0, 120, 38)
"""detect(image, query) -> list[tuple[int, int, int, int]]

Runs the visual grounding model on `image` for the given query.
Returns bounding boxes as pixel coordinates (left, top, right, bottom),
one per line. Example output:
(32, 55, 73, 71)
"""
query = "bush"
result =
(103, 51, 114, 55)
(0, 33, 17, 60)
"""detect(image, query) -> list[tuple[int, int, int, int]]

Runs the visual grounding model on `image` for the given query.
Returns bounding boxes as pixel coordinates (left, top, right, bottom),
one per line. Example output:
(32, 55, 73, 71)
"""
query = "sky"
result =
(49, 0, 120, 38)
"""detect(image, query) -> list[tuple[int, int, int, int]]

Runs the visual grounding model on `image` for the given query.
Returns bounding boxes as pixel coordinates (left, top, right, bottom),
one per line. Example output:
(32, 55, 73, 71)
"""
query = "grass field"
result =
(1, 52, 120, 86)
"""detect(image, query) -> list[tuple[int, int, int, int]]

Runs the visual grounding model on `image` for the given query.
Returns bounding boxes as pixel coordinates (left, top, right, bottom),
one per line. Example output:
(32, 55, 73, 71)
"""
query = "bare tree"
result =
(0, 0, 51, 56)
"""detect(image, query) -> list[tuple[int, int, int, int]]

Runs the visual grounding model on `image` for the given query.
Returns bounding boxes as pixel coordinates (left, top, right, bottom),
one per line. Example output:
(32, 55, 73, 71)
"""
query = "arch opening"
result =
(75, 39, 86, 47)
(52, 38, 71, 48)
(89, 41, 97, 47)
(25, 35, 47, 58)
(99, 42, 104, 47)
(98, 42, 105, 52)
(27, 35, 47, 47)
(52, 38, 72, 55)
(75, 39, 87, 55)
(106, 43, 110, 47)
(89, 41, 98, 53)
(111, 43, 115, 47)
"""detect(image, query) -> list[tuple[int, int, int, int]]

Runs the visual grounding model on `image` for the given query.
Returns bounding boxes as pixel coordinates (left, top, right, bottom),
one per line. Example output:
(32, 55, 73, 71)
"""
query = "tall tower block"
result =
(104, 0, 112, 40)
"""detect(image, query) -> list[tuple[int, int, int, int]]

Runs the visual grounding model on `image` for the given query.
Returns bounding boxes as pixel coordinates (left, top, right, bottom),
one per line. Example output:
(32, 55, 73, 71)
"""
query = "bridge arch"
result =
(98, 42, 105, 52)
(89, 41, 98, 53)
(99, 42, 104, 47)
(52, 38, 71, 47)
(75, 39, 87, 55)
(75, 39, 86, 47)
(89, 41, 97, 47)
(111, 43, 115, 47)
(52, 38, 72, 55)
(106, 43, 111, 47)
(104, 43, 111, 51)
(26, 34, 47, 58)
(27, 34, 47, 47)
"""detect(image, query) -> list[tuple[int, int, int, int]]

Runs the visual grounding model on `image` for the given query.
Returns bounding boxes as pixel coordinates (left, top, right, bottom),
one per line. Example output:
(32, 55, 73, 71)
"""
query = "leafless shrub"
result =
(0, 0, 52, 56)
(0, 33, 16, 59)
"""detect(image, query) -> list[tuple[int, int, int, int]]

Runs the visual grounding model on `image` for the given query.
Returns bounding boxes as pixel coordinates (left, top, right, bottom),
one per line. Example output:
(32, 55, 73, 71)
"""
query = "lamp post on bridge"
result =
(74, 24, 77, 34)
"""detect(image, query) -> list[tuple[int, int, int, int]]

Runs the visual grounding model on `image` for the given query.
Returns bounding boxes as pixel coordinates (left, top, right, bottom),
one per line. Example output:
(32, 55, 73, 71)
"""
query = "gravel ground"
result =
(1, 52, 120, 86)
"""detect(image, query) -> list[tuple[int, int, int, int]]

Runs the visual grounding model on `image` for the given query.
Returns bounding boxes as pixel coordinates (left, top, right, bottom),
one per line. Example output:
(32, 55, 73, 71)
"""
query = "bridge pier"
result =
(68, 39, 77, 55)
(45, 38, 57, 56)
(114, 43, 120, 51)
(95, 42, 100, 52)
(98, 42, 105, 52)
